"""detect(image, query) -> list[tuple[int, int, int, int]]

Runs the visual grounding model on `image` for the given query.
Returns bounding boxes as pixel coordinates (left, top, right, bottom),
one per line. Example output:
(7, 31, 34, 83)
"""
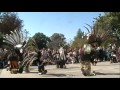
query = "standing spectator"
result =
(116, 47, 120, 62)
(37, 50, 47, 75)
(59, 47, 66, 68)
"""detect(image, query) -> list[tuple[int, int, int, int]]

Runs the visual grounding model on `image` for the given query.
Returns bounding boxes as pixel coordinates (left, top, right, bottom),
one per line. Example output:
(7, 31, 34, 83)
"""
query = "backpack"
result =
(84, 44, 92, 54)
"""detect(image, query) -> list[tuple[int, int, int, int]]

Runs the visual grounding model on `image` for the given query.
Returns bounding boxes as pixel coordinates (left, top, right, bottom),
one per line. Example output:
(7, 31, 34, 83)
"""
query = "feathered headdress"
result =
(3, 29, 26, 49)
(3, 29, 40, 73)
(84, 24, 96, 44)
(84, 23, 109, 45)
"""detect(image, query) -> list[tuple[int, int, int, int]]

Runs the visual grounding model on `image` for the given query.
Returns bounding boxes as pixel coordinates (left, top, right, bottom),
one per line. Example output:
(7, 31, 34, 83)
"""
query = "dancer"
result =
(37, 51, 47, 75)
(8, 49, 19, 74)
(80, 34, 96, 76)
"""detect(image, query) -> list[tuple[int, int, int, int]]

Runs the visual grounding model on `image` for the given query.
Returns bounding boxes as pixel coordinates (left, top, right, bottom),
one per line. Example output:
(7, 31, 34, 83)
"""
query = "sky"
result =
(18, 12, 104, 42)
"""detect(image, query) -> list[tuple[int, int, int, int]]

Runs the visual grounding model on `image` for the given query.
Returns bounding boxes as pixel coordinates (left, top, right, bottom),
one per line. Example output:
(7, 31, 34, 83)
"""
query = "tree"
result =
(0, 12, 23, 34)
(74, 29, 84, 40)
(0, 12, 30, 49)
(32, 32, 50, 50)
(71, 29, 85, 49)
(0, 32, 9, 49)
(47, 33, 66, 49)
(93, 12, 120, 46)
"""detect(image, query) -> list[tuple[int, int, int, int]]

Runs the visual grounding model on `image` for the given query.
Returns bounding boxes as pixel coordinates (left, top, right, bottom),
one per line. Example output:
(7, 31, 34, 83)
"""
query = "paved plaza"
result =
(0, 61, 120, 78)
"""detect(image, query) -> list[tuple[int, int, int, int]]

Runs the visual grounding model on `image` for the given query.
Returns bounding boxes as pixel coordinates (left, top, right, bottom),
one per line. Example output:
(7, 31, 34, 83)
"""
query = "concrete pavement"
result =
(0, 61, 120, 78)
(0, 69, 2, 74)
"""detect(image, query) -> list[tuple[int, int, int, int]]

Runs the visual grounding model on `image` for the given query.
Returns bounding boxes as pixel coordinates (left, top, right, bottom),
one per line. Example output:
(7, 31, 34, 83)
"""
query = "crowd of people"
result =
(33, 45, 120, 66)
(0, 44, 120, 75)
(0, 46, 120, 66)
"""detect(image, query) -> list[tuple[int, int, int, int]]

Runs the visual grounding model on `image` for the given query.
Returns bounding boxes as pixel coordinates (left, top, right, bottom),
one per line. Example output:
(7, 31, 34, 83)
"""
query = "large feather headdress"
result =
(3, 29, 26, 49)
(3, 29, 40, 73)
(84, 23, 109, 45)
(84, 24, 96, 43)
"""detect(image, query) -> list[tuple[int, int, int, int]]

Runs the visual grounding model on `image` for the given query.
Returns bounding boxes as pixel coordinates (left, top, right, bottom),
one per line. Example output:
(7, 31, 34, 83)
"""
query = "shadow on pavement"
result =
(27, 72, 66, 77)
(97, 65, 119, 66)
(68, 67, 79, 69)
(95, 72, 120, 75)
(45, 74, 66, 77)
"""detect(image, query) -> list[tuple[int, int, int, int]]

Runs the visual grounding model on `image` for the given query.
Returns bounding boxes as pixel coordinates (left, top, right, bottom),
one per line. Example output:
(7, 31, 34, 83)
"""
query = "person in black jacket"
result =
(36, 51, 47, 75)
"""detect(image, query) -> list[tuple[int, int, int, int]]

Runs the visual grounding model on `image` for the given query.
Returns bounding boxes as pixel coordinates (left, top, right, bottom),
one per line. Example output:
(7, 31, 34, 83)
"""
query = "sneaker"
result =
(42, 70, 47, 74)
(38, 72, 42, 75)
(90, 71, 96, 76)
